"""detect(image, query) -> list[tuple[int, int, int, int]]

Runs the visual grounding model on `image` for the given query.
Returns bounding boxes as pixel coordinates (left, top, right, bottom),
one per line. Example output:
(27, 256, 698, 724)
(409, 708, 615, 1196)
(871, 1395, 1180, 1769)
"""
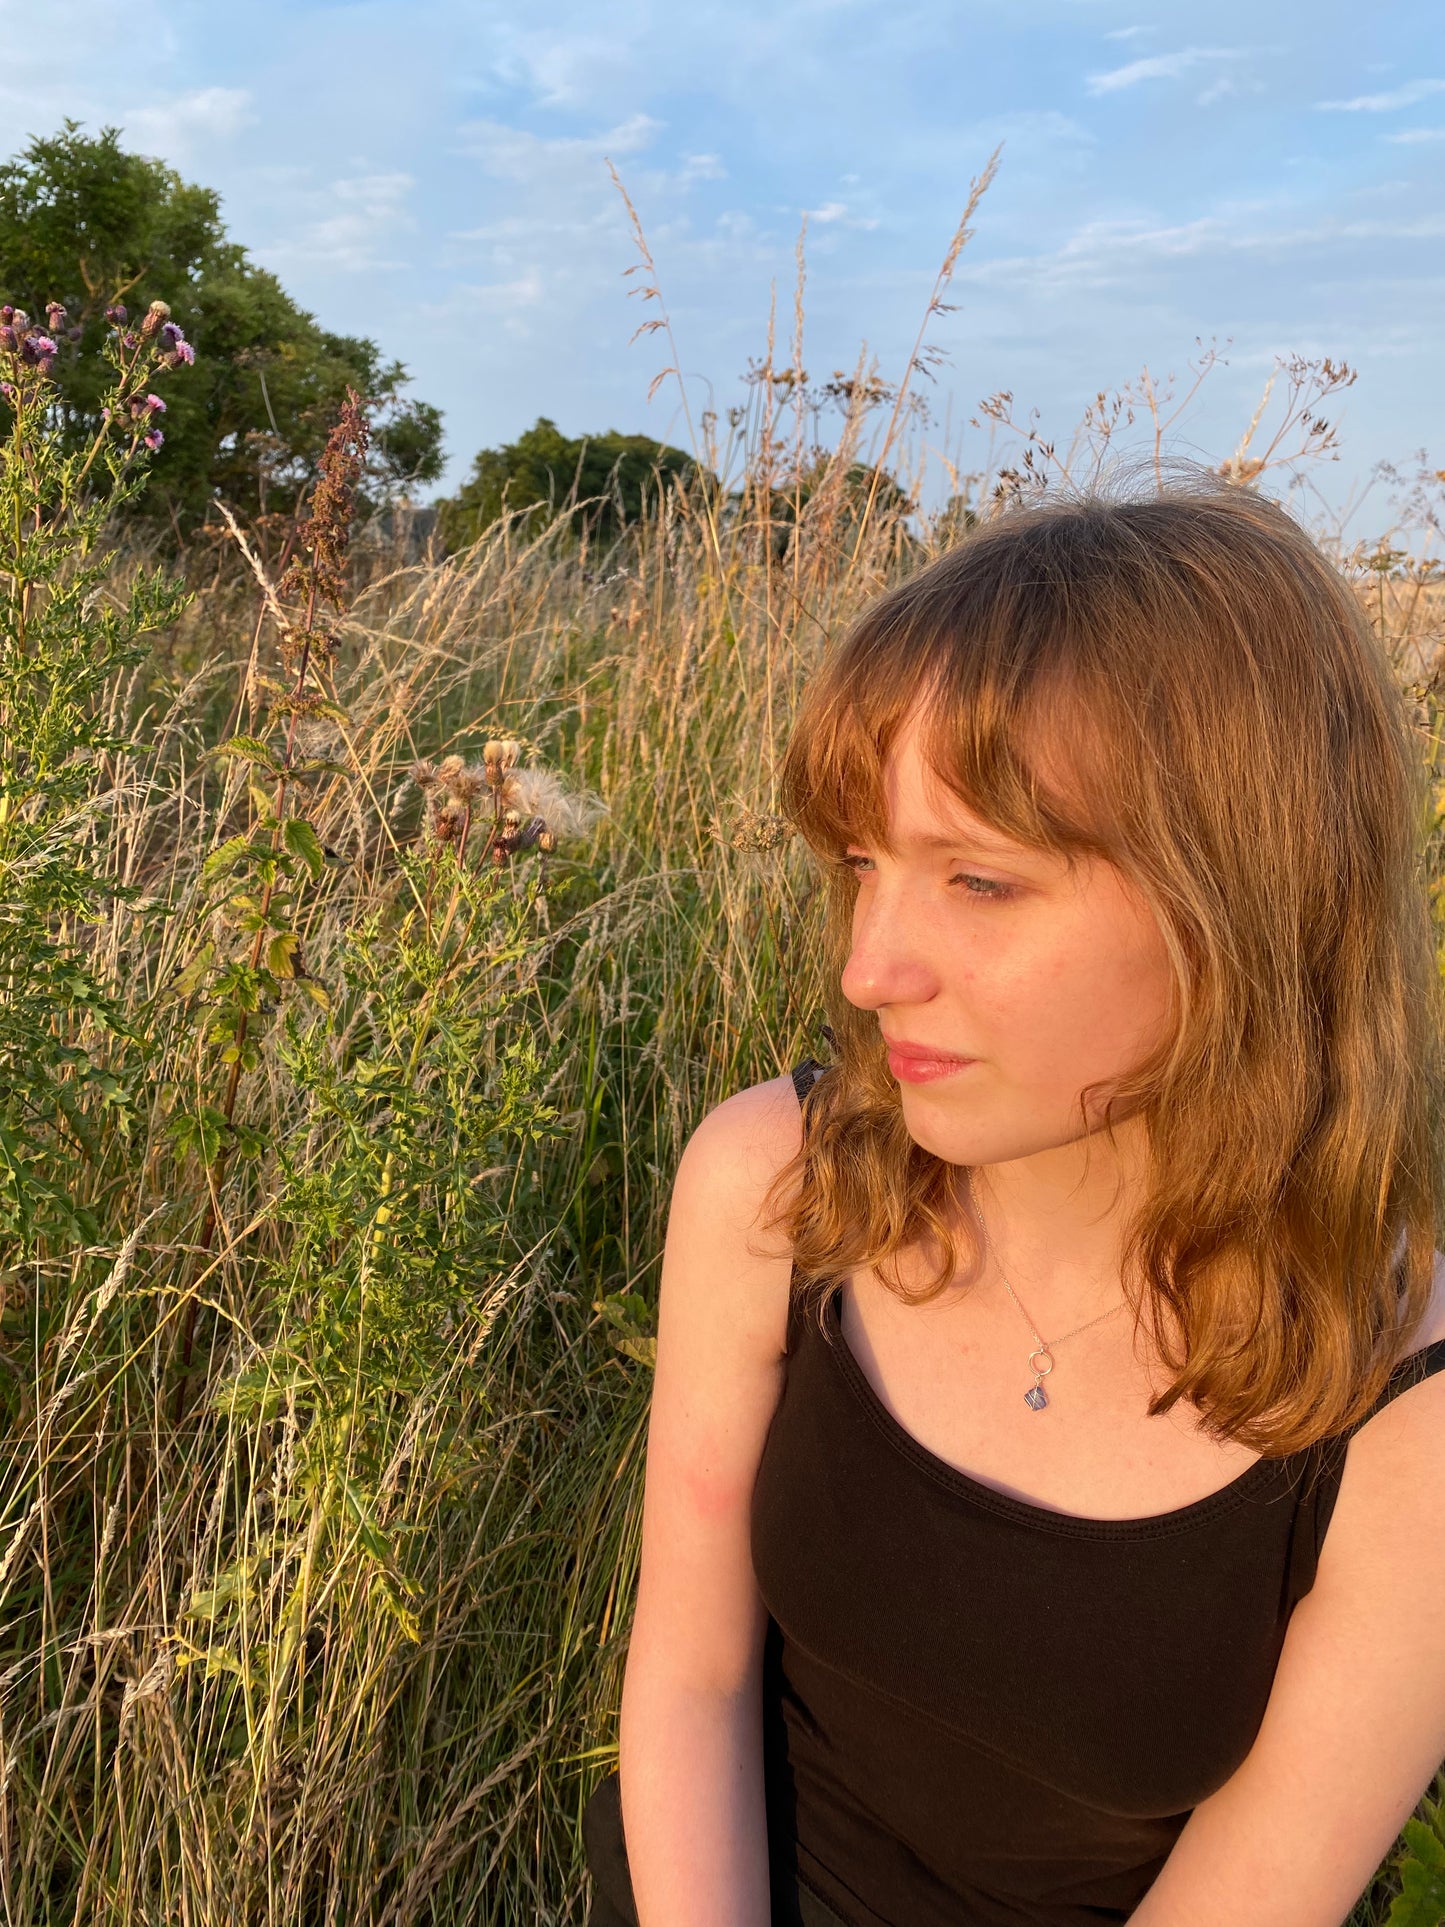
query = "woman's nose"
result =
(840, 887, 941, 1011)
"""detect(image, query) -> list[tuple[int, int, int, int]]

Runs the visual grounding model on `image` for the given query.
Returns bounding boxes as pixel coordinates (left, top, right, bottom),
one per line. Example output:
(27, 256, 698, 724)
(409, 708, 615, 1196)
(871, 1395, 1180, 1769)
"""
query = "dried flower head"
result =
(45, 301, 66, 330)
(141, 300, 171, 338)
(482, 739, 522, 787)
(436, 753, 467, 789)
(279, 388, 370, 613)
(727, 807, 794, 853)
(446, 763, 488, 805)
(409, 758, 439, 791)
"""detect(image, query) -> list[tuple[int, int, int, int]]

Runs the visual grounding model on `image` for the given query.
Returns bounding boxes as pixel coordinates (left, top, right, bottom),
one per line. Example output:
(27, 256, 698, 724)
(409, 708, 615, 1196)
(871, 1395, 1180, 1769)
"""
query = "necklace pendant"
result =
(1024, 1381, 1049, 1411)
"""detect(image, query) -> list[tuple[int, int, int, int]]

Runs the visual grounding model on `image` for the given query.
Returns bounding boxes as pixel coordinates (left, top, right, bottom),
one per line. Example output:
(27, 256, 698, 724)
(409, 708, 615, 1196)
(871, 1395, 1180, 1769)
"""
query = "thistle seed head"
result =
(409, 759, 439, 791)
(141, 300, 171, 338)
(499, 765, 607, 843)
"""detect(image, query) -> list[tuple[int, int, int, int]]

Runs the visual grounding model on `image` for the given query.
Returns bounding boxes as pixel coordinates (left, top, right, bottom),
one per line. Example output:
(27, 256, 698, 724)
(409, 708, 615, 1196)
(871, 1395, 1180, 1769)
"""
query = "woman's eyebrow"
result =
(900, 828, 1027, 856)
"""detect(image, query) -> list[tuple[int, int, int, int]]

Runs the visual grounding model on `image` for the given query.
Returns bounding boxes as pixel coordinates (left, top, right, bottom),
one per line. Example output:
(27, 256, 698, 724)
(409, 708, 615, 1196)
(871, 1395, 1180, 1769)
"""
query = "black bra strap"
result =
(790, 1059, 827, 1106)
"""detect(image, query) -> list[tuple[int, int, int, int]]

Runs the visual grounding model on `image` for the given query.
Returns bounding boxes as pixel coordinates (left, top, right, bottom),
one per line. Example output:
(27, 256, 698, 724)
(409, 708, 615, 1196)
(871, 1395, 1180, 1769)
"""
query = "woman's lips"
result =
(885, 1042, 978, 1084)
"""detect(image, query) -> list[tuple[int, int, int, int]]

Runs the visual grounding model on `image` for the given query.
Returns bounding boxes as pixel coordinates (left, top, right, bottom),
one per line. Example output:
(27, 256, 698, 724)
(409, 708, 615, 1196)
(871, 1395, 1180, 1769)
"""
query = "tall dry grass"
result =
(3, 199, 1445, 1926)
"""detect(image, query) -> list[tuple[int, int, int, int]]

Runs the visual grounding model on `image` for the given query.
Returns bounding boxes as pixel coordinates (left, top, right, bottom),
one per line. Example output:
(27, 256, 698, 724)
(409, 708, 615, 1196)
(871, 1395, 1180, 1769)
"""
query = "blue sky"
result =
(2, 0, 1442, 527)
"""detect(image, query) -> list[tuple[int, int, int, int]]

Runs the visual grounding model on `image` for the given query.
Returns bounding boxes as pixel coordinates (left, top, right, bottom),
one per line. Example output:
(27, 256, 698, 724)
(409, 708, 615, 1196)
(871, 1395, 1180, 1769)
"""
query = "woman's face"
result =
(839, 713, 1176, 1170)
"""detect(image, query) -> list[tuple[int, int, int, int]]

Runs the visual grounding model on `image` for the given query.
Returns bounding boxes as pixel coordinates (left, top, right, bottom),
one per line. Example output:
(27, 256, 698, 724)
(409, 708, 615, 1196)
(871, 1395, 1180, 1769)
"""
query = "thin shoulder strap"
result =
(1350, 1337, 1445, 1435)
(790, 1058, 827, 1107)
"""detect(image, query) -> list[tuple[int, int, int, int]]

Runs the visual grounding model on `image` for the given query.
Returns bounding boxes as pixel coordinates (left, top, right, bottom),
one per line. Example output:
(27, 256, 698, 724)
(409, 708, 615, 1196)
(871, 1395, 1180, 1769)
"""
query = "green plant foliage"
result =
(0, 123, 444, 528)
(436, 413, 702, 548)
(1386, 1793, 1445, 1926)
(0, 296, 192, 1253)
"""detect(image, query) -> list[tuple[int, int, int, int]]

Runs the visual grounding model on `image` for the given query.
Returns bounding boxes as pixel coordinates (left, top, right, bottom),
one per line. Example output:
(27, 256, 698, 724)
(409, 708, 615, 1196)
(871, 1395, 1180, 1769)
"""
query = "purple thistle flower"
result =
(159, 321, 182, 351)
(122, 331, 139, 350)
(20, 333, 58, 366)
(105, 303, 128, 325)
(143, 427, 164, 452)
(0, 326, 15, 353)
(0, 382, 14, 402)
(145, 393, 167, 416)
(172, 338, 196, 366)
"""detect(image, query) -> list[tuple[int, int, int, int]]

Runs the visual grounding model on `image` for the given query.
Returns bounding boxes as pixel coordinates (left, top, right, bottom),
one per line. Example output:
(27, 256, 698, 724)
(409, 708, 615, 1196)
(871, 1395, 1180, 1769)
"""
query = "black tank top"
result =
(749, 1060, 1445, 1927)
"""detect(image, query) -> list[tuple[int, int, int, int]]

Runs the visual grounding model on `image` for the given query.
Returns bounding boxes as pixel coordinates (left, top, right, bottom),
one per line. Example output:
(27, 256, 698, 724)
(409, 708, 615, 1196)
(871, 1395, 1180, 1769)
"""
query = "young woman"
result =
(582, 481, 1445, 1927)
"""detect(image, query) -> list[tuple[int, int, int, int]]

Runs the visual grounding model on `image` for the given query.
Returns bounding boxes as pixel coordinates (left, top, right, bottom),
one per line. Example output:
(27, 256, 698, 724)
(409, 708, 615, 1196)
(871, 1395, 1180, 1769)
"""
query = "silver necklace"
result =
(975, 1205, 1127, 1411)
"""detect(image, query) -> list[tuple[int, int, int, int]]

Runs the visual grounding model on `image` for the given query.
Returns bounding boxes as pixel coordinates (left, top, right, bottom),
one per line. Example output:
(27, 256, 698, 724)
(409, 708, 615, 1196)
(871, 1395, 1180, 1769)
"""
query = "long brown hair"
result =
(765, 478, 1445, 1455)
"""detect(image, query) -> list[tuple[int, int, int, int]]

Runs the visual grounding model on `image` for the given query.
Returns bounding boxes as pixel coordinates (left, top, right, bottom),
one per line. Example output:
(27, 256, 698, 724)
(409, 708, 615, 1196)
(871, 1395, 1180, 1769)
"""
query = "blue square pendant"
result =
(1024, 1384, 1049, 1411)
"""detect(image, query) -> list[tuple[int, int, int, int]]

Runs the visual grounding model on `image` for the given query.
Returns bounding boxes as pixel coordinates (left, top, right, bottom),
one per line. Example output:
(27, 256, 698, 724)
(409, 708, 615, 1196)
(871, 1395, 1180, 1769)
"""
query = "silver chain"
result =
(970, 1180, 1127, 1408)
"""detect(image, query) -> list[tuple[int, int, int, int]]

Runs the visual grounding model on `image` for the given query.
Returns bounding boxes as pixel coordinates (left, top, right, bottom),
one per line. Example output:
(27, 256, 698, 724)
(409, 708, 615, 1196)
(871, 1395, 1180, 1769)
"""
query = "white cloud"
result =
(1316, 78, 1445, 112)
(679, 152, 726, 184)
(1196, 73, 1266, 107)
(1086, 47, 1244, 96)
(807, 200, 877, 229)
(1105, 25, 1152, 41)
(455, 112, 661, 181)
(269, 171, 417, 273)
(124, 87, 256, 158)
(1385, 126, 1445, 143)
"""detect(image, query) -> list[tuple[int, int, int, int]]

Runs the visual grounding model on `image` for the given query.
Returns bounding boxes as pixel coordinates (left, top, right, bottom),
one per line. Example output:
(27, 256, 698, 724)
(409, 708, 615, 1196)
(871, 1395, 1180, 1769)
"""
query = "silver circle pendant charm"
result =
(1027, 1347, 1055, 1378)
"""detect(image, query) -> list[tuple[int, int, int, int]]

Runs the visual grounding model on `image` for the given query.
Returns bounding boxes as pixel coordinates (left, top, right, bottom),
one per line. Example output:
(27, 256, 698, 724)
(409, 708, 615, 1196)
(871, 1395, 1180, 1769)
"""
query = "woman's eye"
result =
(840, 853, 875, 875)
(950, 872, 1014, 901)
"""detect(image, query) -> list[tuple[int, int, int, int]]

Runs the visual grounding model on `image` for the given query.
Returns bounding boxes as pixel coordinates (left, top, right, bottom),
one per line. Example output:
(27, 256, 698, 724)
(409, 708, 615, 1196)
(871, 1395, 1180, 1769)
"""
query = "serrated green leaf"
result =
(213, 735, 285, 774)
(1386, 1818, 1445, 1927)
(200, 834, 252, 882)
(282, 815, 326, 880)
(170, 942, 216, 998)
(294, 975, 332, 1011)
(267, 931, 300, 978)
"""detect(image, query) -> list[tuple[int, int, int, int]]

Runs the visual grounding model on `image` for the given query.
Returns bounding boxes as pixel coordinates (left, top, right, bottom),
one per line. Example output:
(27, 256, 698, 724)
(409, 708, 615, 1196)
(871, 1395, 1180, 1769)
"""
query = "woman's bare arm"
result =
(618, 1073, 802, 1927)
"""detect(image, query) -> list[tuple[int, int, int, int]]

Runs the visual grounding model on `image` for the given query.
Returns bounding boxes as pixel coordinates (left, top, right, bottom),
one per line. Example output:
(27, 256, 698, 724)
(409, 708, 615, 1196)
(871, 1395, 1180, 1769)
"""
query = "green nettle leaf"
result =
(167, 1108, 226, 1166)
(267, 930, 300, 978)
(1385, 1815, 1445, 1927)
(281, 815, 326, 881)
(213, 735, 285, 774)
(170, 942, 217, 999)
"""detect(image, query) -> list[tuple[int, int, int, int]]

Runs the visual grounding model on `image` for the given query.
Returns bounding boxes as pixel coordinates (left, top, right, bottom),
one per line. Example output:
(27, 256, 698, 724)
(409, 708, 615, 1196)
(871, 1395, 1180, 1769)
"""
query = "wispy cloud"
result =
(808, 200, 879, 229)
(1086, 47, 1243, 97)
(1105, 25, 1152, 42)
(269, 171, 416, 273)
(454, 112, 660, 180)
(1197, 73, 1266, 107)
(1384, 125, 1445, 143)
(126, 87, 255, 157)
(1315, 77, 1445, 112)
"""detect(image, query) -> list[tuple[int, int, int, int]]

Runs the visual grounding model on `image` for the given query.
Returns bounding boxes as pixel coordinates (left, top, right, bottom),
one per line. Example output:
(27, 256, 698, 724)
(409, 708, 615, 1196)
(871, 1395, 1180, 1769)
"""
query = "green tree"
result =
(0, 123, 444, 528)
(437, 415, 701, 549)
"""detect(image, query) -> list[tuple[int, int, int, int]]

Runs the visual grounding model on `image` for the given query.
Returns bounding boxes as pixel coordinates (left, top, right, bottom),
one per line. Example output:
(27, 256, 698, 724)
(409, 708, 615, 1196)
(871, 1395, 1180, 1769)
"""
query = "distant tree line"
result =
(0, 123, 918, 553)
(0, 124, 445, 531)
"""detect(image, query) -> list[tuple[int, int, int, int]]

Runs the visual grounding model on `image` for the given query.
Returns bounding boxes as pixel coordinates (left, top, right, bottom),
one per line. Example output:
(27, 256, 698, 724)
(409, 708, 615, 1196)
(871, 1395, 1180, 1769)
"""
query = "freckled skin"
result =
(840, 718, 1176, 1175)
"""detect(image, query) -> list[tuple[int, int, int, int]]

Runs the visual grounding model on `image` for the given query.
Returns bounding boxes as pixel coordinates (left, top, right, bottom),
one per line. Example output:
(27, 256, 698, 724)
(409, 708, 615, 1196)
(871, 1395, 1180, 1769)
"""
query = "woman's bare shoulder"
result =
(674, 1072, 806, 1250)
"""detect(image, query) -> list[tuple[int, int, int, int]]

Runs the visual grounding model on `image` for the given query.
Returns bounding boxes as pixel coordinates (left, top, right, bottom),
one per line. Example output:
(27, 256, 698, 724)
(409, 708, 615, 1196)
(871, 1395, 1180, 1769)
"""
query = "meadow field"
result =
(2, 276, 1444, 1927)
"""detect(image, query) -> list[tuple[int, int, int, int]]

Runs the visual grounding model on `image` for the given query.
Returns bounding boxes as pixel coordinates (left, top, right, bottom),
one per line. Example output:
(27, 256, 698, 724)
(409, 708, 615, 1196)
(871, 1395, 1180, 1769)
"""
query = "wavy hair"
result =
(764, 478, 1445, 1454)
